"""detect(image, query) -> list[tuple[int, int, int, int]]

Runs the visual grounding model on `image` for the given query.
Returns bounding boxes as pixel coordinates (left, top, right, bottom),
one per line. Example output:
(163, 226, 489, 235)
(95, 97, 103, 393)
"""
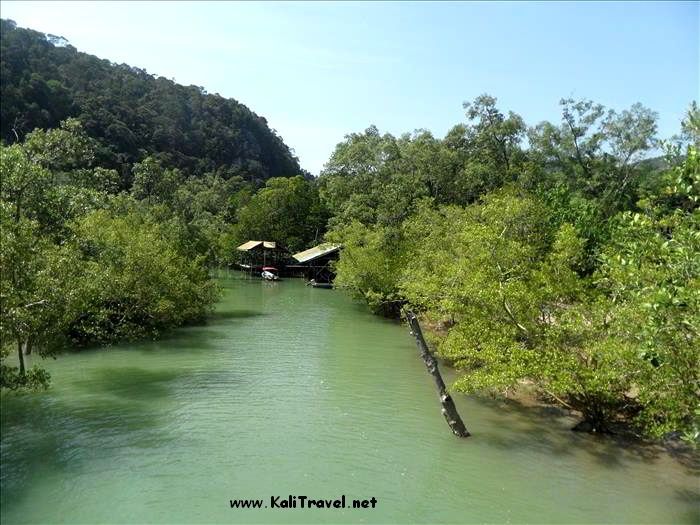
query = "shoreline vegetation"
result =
(1, 19, 698, 447)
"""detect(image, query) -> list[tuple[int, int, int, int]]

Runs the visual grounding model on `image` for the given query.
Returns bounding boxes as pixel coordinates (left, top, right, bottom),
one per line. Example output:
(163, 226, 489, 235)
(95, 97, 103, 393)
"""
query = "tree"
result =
(65, 208, 219, 345)
(319, 126, 400, 227)
(594, 146, 699, 437)
(528, 98, 658, 205)
(525, 99, 660, 270)
(395, 152, 698, 437)
(0, 142, 52, 222)
(326, 220, 411, 316)
(236, 176, 328, 253)
(131, 156, 183, 205)
(0, 203, 83, 389)
(0, 120, 220, 390)
(681, 101, 700, 147)
(462, 94, 526, 181)
(396, 190, 640, 433)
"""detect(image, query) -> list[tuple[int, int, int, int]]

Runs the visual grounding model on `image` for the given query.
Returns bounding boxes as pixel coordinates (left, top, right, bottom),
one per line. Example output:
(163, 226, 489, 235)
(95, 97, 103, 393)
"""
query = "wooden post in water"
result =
(405, 310, 470, 438)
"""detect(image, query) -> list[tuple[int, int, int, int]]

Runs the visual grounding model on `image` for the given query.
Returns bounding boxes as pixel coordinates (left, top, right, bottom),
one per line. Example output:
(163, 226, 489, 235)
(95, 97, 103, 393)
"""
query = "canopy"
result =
(237, 240, 277, 251)
(292, 243, 341, 263)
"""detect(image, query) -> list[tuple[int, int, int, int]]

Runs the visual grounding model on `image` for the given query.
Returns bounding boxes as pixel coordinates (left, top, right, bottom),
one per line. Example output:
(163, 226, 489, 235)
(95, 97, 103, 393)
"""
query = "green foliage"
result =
(326, 220, 409, 316)
(681, 101, 700, 148)
(0, 118, 219, 390)
(593, 149, 699, 436)
(0, 121, 116, 242)
(131, 157, 183, 205)
(1, 19, 301, 184)
(400, 190, 552, 324)
(0, 346, 51, 391)
(393, 185, 694, 436)
(325, 100, 696, 438)
(319, 96, 528, 229)
(0, 203, 84, 356)
(21, 117, 96, 173)
(236, 176, 328, 253)
(0, 140, 53, 221)
(462, 94, 526, 184)
(67, 209, 218, 344)
(319, 126, 405, 227)
(532, 303, 648, 432)
(527, 99, 658, 213)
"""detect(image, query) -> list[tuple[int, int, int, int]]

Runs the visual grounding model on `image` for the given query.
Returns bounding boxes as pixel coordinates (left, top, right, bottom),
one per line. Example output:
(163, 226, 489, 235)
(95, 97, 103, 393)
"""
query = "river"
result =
(1, 272, 698, 524)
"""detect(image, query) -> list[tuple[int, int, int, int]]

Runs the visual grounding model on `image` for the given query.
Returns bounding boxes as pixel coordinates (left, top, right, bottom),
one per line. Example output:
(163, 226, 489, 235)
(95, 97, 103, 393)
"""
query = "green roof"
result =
(237, 240, 277, 251)
(292, 243, 341, 263)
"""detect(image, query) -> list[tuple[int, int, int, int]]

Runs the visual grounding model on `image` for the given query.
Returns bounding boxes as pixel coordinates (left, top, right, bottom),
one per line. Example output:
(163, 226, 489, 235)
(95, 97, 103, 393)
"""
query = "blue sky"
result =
(2, 1, 698, 174)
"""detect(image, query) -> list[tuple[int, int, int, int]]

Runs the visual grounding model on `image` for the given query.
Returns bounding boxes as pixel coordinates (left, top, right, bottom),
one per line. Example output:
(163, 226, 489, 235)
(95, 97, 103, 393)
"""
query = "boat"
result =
(261, 266, 279, 281)
(307, 279, 332, 289)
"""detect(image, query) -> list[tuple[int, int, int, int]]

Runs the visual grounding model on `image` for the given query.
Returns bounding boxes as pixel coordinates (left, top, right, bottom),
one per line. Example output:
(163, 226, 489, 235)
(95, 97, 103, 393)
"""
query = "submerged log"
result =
(405, 311, 470, 438)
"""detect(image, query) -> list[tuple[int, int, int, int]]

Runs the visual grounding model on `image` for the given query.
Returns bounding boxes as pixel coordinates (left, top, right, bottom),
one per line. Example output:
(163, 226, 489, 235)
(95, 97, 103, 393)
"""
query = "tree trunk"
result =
(22, 336, 33, 356)
(405, 311, 470, 438)
(17, 339, 25, 375)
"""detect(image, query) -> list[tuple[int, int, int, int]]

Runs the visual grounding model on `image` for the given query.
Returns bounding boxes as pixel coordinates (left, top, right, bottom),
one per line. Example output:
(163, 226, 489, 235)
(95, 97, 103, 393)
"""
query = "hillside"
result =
(0, 19, 302, 186)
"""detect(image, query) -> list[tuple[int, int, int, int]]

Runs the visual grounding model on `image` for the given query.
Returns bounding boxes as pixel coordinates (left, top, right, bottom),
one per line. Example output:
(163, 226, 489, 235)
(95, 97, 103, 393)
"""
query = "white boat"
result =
(307, 279, 332, 289)
(261, 267, 279, 281)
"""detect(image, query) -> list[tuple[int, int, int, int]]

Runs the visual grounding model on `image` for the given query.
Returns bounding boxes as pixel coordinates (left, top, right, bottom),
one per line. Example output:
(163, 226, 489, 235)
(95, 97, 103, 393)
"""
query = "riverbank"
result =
(417, 310, 700, 447)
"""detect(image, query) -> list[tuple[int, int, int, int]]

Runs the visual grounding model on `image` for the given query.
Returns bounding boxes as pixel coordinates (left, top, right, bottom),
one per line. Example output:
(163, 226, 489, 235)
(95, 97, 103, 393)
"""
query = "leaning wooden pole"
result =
(405, 310, 470, 438)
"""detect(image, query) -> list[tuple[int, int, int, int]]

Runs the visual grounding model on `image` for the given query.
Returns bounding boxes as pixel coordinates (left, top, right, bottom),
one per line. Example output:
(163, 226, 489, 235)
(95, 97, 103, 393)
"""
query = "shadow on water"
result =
(676, 488, 700, 524)
(0, 387, 179, 513)
(470, 395, 700, 473)
(208, 309, 266, 322)
(71, 366, 184, 400)
(1, 372, 181, 446)
(56, 321, 231, 358)
(133, 334, 220, 353)
(668, 444, 700, 477)
(93, 312, 262, 355)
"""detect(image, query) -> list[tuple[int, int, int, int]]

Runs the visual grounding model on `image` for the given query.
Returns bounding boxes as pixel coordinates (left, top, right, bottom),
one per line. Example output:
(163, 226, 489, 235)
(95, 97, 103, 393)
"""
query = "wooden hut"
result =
(290, 243, 342, 283)
(236, 240, 285, 275)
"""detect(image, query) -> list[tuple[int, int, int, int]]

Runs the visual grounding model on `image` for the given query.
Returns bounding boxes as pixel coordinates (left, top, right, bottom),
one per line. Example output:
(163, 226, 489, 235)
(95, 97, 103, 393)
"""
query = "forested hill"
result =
(0, 19, 302, 185)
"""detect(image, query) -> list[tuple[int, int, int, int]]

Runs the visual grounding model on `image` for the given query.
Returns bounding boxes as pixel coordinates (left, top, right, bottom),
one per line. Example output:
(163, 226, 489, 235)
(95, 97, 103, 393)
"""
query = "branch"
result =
(543, 389, 575, 410)
(564, 114, 590, 178)
(24, 299, 48, 309)
(496, 263, 529, 336)
(502, 296, 530, 336)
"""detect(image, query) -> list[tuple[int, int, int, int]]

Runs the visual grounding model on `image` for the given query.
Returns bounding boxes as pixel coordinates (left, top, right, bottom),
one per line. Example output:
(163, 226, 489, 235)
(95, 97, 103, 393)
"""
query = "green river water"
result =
(1, 272, 698, 524)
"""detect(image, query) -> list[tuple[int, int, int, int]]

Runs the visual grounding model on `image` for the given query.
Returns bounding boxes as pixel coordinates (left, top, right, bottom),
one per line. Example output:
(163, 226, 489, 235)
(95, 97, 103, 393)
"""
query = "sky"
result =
(1, 1, 698, 174)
